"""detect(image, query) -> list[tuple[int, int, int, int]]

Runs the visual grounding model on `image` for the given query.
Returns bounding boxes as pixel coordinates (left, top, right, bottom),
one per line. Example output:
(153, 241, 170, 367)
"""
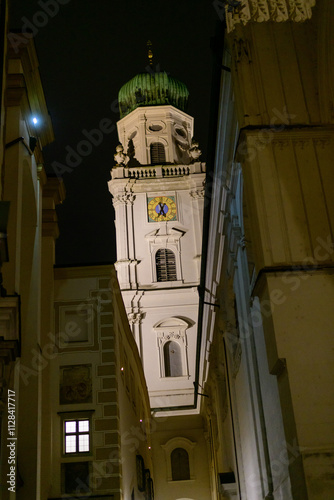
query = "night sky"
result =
(9, 0, 218, 265)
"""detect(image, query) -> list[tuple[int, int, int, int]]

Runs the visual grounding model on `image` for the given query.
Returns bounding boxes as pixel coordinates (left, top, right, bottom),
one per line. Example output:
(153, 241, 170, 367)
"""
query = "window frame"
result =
(145, 213, 186, 287)
(64, 419, 90, 455)
(163, 340, 183, 377)
(171, 447, 191, 481)
(154, 317, 191, 379)
(151, 244, 182, 285)
(161, 437, 196, 482)
(150, 142, 166, 164)
(136, 454, 145, 492)
(155, 248, 177, 282)
(59, 411, 94, 458)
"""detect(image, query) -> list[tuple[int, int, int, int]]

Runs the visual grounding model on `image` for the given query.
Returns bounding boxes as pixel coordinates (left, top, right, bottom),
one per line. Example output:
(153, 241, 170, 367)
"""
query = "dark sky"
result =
(9, 0, 218, 266)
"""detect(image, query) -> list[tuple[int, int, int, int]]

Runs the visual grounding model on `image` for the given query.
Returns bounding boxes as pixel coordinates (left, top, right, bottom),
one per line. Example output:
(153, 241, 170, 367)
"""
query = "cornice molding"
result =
(54, 265, 114, 280)
(7, 38, 55, 145)
(189, 187, 205, 199)
(226, 0, 316, 33)
(113, 191, 136, 206)
(42, 177, 65, 205)
(37, 163, 47, 187)
(41, 177, 65, 239)
(145, 227, 186, 244)
(127, 311, 144, 325)
(42, 209, 59, 238)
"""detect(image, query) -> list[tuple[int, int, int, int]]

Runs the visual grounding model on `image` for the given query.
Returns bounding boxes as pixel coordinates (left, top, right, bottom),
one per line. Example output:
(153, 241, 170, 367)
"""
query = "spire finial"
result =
(147, 40, 153, 67)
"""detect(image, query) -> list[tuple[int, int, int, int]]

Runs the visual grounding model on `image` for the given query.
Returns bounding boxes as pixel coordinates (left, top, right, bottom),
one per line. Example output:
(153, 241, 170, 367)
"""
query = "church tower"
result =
(108, 69, 206, 411)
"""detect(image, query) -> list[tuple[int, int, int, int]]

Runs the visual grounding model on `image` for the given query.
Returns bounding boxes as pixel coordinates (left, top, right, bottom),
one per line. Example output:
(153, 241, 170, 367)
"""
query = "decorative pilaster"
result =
(113, 191, 136, 206)
(239, 129, 334, 271)
(40, 173, 65, 239)
(112, 189, 136, 289)
(189, 181, 205, 276)
(127, 311, 144, 357)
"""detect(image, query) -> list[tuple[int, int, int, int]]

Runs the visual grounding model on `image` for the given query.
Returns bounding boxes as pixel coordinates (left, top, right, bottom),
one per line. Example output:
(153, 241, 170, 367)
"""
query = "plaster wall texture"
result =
(4, 109, 42, 500)
(151, 415, 211, 500)
(1, 39, 62, 500)
(263, 272, 334, 448)
(51, 268, 153, 498)
(122, 288, 199, 408)
(225, 4, 334, 497)
(110, 105, 205, 409)
(117, 105, 194, 165)
(116, 308, 153, 500)
(51, 273, 111, 498)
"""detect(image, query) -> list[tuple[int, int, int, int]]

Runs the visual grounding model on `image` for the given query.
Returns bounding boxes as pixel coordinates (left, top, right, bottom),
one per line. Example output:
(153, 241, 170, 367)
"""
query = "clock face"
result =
(147, 196, 177, 222)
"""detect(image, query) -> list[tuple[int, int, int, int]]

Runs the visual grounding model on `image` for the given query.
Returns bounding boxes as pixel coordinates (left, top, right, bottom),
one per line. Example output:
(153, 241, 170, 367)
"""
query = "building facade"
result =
(0, 16, 65, 500)
(51, 265, 153, 500)
(199, 1, 334, 499)
(0, 16, 153, 500)
(108, 71, 212, 499)
(1, 1, 333, 499)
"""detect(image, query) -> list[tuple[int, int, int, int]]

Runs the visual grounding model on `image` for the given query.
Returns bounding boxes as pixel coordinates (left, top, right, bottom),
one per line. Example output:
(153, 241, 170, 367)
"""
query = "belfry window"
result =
(156, 248, 177, 282)
(164, 341, 183, 377)
(171, 448, 190, 481)
(150, 142, 166, 164)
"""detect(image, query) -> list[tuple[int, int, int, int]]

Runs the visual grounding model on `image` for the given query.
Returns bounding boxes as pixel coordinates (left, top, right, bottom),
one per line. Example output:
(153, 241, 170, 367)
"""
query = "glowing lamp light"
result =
(148, 446, 151, 450)
(139, 419, 143, 423)
(32, 117, 38, 125)
(121, 367, 124, 371)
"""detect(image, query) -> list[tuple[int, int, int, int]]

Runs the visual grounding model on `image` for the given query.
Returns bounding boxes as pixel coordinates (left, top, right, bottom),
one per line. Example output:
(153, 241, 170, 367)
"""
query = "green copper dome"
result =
(118, 72, 189, 118)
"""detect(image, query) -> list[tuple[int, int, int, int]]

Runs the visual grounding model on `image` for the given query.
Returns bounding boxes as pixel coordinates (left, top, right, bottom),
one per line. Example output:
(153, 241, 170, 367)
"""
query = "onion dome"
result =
(118, 71, 189, 118)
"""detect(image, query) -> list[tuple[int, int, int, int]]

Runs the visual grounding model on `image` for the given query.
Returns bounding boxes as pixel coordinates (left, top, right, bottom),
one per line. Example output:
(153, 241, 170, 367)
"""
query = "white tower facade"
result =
(108, 72, 205, 410)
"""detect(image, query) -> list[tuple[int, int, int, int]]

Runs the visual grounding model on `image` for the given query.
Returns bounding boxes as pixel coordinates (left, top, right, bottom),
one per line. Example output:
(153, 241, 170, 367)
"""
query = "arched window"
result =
(156, 249, 177, 282)
(154, 318, 190, 379)
(171, 448, 190, 481)
(150, 142, 166, 164)
(164, 341, 182, 377)
(162, 437, 196, 481)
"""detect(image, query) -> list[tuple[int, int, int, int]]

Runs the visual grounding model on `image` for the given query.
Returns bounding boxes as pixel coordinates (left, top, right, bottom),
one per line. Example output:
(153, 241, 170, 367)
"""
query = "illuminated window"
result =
(156, 248, 177, 282)
(164, 341, 183, 377)
(150, 142, 166, 164)
(64, 419, 90, 454)
(171, 447, 190, 481)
